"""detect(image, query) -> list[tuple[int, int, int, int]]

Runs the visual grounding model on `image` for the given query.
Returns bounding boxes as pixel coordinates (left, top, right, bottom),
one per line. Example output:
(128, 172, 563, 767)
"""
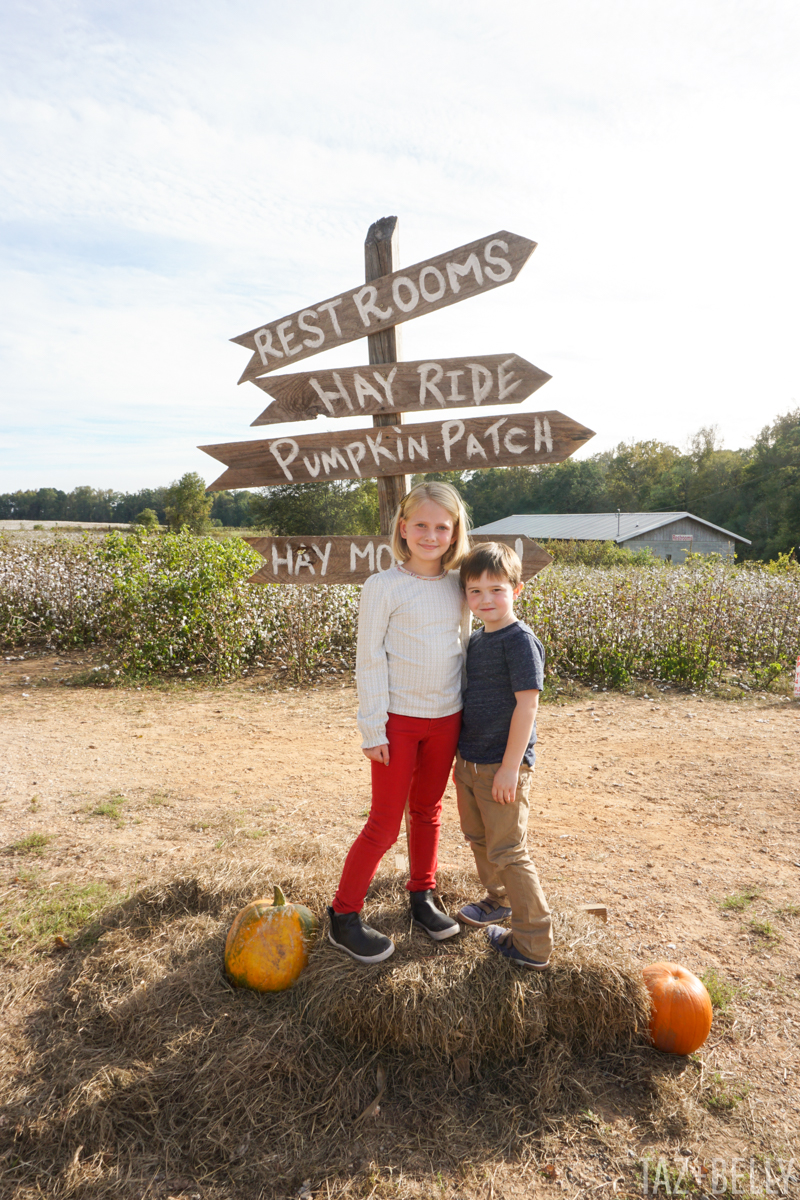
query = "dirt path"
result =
(2, 652, 800, 1195)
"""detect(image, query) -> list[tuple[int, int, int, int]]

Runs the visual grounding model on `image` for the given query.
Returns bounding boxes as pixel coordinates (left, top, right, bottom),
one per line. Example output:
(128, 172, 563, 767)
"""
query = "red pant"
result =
(332, 710, 462, 914)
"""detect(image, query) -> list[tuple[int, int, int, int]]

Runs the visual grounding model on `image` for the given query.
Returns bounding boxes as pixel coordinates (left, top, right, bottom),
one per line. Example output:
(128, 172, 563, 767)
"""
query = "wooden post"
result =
(365, 217, 408, 535)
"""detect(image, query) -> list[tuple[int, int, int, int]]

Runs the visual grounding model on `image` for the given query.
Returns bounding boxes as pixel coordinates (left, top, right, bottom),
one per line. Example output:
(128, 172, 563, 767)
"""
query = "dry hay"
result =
(1, 837, 692, 1199)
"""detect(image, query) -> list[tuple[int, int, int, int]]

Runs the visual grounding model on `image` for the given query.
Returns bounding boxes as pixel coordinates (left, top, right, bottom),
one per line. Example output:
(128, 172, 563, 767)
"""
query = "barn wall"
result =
(623, 517, 736, 562)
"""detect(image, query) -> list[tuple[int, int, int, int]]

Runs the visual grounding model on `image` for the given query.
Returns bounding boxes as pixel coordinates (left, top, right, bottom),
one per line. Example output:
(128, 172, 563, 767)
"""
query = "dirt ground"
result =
(2, 650, 800, 1198)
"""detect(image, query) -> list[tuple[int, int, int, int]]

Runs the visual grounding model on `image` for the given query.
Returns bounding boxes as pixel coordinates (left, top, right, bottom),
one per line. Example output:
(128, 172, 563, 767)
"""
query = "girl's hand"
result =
(363, 744, 390, 765)
(491, 765, 519, 804)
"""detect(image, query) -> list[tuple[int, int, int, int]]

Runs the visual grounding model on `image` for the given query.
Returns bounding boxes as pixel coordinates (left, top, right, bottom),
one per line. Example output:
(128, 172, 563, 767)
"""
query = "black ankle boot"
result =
(410, 890, 460, 941)
(326, 907, 395, 964)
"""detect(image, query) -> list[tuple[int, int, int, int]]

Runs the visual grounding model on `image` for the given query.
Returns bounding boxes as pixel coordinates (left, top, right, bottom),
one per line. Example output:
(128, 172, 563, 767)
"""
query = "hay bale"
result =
(0, 840, 656, 1198)
(298, 880, 649, 1067)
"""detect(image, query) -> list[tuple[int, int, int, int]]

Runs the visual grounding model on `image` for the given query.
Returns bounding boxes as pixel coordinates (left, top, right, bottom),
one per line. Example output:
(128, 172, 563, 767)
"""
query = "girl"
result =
(327, 481, 472, 963)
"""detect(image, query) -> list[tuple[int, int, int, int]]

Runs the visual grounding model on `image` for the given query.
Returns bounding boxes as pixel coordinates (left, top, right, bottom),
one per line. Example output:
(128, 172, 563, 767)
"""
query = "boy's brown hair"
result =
(459, 541, 522, 589)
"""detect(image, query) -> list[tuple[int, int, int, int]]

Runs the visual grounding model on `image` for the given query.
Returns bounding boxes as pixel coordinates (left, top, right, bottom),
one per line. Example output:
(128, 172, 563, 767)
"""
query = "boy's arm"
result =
(492, 689, 540, 804)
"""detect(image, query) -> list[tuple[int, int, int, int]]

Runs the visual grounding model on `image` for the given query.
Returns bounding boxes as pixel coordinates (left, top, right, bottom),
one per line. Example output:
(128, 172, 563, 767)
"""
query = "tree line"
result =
(2, 408, 797, 560)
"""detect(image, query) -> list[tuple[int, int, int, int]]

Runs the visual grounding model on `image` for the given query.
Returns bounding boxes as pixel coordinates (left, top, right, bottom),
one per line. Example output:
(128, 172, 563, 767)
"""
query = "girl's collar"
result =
(396, 564, 448, 581)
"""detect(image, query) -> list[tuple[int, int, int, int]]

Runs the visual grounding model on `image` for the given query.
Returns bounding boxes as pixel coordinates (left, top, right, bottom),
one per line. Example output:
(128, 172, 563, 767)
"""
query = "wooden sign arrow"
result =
(201, 411, 594, 491)
(244, 534, 552, 586)
(232, 231, 536, 385)
(249, 354, 551, 426)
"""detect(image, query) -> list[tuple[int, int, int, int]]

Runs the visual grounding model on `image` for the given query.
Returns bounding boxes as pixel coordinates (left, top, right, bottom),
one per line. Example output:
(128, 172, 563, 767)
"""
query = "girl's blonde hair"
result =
(390, 481, 471, 571)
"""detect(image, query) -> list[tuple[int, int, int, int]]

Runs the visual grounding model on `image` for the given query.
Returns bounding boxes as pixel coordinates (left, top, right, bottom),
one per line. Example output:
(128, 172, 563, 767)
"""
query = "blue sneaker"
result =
(485, 924, 550, 970)
(458, 898, 512, 927)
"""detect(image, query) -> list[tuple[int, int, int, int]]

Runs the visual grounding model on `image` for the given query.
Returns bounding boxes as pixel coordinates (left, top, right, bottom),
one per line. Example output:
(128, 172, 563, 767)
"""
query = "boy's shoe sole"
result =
(458, 900, 512, 927)
(327, 930, 395, 964)
(485, 924, 550, 970)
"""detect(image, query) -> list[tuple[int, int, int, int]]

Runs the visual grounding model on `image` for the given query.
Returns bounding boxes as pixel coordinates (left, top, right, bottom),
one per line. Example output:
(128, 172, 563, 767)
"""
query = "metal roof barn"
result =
(469, 512, 751, 562)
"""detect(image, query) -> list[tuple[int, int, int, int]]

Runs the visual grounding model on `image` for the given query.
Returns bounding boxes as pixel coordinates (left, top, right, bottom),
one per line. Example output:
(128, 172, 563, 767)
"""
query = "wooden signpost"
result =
(231, 229, 537, 385)
(201, 411, 594, 491)
(249, 355, 552, 425)
(244, 534, 552, 586)
(201, 214, 596, 577)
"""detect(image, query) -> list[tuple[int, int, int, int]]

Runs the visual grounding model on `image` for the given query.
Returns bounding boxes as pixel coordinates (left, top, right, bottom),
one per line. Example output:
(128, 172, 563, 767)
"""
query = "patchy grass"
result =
(0, 877, 121, 951)
(700, 967, 741, 1016)
(3, 831, 54, 856)
(702, 1072, 750, 1113)
(748, 918, 781, 942)
(88, 792, 126, 825)
(718, 888, 760, 912)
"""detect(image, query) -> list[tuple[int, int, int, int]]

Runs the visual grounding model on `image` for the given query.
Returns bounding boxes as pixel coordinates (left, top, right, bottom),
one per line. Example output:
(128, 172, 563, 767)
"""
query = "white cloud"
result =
(1, 0, 798, 490)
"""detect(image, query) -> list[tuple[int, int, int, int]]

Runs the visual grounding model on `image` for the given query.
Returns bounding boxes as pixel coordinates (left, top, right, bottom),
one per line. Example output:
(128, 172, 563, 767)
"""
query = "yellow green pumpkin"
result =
(224, 885, 318, 993)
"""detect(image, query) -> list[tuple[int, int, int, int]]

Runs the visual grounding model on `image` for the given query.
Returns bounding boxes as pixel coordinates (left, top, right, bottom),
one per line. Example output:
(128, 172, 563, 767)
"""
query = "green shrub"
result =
(2, 533, 799, 690)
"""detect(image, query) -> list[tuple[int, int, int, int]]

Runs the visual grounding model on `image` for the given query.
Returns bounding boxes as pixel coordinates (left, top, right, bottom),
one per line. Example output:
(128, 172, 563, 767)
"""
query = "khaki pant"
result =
(454, 754, 553, 962)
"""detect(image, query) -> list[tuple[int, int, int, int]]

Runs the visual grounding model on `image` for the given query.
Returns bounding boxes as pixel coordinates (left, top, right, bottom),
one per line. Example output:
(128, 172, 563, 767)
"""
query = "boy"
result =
(454, 542, 553, 969)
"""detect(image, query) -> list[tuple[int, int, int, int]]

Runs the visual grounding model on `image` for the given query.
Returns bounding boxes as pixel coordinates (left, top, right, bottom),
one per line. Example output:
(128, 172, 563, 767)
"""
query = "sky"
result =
(1, 0, 799, 493)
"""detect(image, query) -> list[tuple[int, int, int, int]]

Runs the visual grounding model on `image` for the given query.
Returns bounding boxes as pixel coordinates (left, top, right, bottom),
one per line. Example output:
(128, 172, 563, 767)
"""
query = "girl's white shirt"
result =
(356, 566, 471, 749)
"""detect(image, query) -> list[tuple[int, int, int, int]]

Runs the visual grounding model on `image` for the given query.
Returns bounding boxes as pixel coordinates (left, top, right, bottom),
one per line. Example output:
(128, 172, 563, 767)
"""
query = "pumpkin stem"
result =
(273, 884, 287, 907)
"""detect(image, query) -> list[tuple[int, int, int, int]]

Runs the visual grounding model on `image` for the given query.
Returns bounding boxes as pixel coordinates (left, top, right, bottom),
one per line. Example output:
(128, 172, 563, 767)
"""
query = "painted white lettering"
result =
(446, 370, 466, 404)
(465, 433, 487, 460)
(254, 327, 283, 365)
(483, 238, 512, 282)
(483, 418, 507, 455)
(345, 441, 366, 478)
(497, 356, 522, 399)
(504, 427, 528, 454)
(391, 275, 420, 313)
(395, 438, 403, 461)
(441, 420, 465, 462)
(302, 453, 321, 477)
(350, 542, 375, 572)
(321, 447, 350, 475)
(417, 363, 447, 407)
(469, 363, 493, 405)
(298, 308, 324, 349)
(366, 431, 397, 466)
(276, 319, 301, 357)
(312, 542, 332, 576)
(407, 433, 429, 461)
(446, 252, 483, 293)
(353, 372, 386, 410)
(272, 543, 293, 575)
(515, 538, 524, 563)
(376, 543, 394, 572)
(269, 438, 299, 481)
(353, 285, 393, 327)
(317, 298, 343, 336)
(418, 265, 446, 302)
(309, 374, 353, 415)
(534, 417, 554, 453)
(373, 366, 397, 407)
(294, 550, 314, 573)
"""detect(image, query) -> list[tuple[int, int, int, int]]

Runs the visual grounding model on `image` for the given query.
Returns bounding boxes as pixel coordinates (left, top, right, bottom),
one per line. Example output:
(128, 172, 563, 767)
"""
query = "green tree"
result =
(210, 490, 255, 528)
(740, 408, 800, 559)
(249, 480, 379, 536)
(133, 508, 160, 531)
(604, 440, 680, 510)
(164, 473, 213, 533)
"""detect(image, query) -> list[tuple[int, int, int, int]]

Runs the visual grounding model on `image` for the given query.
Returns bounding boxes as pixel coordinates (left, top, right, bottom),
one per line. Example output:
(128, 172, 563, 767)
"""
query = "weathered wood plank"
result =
(244, 534, 552, 586)
(200, 410, 594, 491)
(249, 354, 551, 426)
(365, 216, 407, 533)
(232, 230, 537, 384)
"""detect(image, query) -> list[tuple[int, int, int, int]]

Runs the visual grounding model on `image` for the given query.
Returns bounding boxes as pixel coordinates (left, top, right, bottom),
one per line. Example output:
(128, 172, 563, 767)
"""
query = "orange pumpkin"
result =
(225, 885, 318, 993)
(642, 961, 713, 1055)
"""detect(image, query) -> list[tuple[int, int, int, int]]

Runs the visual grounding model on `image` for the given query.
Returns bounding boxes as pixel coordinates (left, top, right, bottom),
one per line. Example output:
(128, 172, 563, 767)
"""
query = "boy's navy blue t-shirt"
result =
(458, 619, 545, 766)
